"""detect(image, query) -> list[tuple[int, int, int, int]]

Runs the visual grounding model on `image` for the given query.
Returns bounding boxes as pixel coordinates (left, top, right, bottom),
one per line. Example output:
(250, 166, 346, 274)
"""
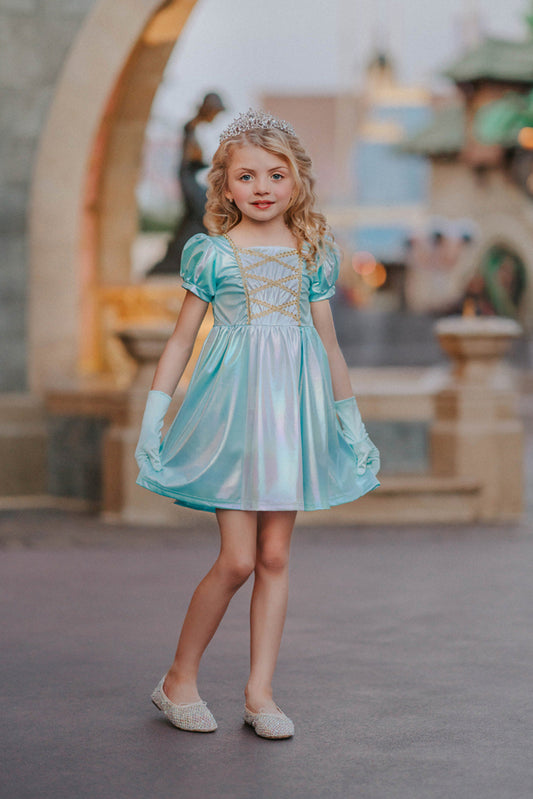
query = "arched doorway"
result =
(29, 0, 198, 394)
(463, 243, 527, 319)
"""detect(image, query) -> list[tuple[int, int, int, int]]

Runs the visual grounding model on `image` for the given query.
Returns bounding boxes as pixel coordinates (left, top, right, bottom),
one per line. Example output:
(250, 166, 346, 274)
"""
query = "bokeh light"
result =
(351, 251, 387, 289)
(518, 127, 533, 149)
(352, 251, 377, 275)
(361, 262, 387, 288)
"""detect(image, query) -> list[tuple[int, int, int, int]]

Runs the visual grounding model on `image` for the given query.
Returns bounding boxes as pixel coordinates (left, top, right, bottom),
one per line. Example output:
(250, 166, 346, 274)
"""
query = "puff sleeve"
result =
(308, 243, 341, 302)
(180, 234, 217, 303)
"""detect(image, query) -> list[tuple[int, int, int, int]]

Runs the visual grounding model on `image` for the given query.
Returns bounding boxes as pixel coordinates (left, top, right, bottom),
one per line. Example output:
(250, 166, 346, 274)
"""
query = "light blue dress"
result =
(136, 233, 380, 512)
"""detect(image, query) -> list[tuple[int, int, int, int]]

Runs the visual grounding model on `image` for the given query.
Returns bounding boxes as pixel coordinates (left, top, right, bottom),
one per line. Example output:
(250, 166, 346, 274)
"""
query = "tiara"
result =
(219, 108, 296, 143)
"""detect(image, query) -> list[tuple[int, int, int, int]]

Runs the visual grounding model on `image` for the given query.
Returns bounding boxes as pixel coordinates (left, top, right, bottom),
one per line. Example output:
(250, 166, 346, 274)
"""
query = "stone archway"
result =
(452, 212, 533, 327)
(477, 241, 527, 316)
(29, 0, 198, 394)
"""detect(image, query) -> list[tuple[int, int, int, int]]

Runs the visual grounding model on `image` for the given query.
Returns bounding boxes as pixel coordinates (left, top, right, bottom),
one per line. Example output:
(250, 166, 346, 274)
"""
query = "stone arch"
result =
(29, 0, 198, 393)
(476, 241, 527, 316)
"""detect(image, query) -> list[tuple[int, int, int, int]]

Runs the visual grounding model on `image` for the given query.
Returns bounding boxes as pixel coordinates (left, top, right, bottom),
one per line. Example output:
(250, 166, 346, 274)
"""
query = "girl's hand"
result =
(334, 397, 380, 476)
(135, 390, 172, 471)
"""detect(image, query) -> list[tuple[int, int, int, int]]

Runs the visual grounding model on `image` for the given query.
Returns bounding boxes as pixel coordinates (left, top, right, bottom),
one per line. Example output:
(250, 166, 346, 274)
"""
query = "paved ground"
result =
(2, 501, 533, 799)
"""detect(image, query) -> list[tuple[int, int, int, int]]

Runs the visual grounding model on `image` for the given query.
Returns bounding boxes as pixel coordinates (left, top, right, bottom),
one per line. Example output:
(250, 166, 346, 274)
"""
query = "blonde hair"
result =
(204, 127, 333, 268)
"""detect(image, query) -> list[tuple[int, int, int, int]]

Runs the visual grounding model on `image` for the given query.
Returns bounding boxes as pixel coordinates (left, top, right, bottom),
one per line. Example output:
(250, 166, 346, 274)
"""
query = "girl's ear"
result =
(224, 190, 233, 202)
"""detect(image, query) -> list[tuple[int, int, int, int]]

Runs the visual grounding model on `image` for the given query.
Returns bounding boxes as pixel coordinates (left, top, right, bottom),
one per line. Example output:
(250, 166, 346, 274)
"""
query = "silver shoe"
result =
(151, 676, 217, 732)
(243, 705, 294, 739)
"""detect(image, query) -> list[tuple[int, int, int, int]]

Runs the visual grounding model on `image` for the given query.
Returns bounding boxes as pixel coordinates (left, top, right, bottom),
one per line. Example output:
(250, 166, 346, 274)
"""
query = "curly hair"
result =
(204, 126, 333, 269)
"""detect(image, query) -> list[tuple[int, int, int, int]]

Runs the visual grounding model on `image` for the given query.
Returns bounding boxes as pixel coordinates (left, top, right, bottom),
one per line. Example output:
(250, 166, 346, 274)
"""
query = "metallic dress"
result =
(136, 233, 380, 512)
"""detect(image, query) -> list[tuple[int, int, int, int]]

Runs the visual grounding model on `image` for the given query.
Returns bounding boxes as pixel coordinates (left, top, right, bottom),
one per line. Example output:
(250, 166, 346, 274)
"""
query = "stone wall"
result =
(0, 0, 95, 391)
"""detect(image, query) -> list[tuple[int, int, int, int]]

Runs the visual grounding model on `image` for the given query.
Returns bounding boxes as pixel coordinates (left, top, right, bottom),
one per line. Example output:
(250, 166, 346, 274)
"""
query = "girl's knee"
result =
(256, 545, 289, 574)
(217, 555, 255, 588)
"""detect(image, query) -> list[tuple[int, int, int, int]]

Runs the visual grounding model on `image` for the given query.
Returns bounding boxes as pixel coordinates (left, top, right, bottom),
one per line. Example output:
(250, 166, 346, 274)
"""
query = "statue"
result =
(148, 92, 225, 276)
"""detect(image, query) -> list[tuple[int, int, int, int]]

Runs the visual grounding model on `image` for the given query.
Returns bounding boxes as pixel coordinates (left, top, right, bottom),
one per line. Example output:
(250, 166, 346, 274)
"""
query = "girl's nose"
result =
(254, 177, 269, 194)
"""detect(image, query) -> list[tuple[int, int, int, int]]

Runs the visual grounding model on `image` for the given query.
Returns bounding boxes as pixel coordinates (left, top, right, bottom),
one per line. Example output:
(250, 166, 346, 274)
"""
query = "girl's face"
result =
(224, 144, 296, 228)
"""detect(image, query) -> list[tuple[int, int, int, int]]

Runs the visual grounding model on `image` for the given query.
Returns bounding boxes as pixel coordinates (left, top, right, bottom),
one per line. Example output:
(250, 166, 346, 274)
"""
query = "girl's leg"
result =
(245, 510, 296, 714)
(164, 509, 257, 704)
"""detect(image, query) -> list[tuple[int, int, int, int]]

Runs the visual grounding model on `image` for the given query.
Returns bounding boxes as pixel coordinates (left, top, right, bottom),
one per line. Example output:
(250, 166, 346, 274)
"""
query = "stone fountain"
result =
(430, 314, 523, 520)
(117, 325, 174, 389)
(434, 315, 522, 385)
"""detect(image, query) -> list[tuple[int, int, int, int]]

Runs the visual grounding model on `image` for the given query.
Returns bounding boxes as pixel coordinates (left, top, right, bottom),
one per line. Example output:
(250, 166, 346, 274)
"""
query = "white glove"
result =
(134, 390, 172, 472)
(335, 397, 380, 476)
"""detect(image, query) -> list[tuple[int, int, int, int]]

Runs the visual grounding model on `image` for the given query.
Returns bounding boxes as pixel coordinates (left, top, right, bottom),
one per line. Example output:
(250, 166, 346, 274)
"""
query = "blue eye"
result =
(239, 174, 252, 181)
(272, 173, 283, 180)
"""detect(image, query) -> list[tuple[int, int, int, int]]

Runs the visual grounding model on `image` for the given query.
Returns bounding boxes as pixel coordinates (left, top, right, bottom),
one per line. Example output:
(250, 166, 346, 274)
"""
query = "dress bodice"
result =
(179, 233, 339, 328)
(223, 236, 303, 327)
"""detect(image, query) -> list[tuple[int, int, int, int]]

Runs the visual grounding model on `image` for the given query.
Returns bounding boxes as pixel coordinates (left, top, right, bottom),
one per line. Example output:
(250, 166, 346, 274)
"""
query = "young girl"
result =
(135, 109, 380, 739)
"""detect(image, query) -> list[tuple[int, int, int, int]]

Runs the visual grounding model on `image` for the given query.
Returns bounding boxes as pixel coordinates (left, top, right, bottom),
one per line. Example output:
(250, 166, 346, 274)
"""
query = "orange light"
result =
(518, 127, 533, 149)
(362, 262, 387, 288)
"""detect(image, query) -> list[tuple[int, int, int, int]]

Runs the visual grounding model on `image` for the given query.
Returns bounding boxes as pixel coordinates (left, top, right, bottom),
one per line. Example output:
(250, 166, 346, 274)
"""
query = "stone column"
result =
(430, 316, 523, 520)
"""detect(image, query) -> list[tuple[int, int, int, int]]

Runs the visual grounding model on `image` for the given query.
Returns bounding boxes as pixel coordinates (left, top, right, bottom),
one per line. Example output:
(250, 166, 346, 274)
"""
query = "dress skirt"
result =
(137, 322, 379, 513)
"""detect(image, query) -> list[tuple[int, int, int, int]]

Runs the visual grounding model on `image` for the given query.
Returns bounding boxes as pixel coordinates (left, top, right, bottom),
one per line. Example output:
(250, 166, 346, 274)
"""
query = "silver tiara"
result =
(219, 108, 296, 143)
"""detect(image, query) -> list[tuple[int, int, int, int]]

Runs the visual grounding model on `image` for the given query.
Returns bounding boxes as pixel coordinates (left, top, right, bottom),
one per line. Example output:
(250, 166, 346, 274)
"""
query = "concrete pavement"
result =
(2, 503, 533, 799)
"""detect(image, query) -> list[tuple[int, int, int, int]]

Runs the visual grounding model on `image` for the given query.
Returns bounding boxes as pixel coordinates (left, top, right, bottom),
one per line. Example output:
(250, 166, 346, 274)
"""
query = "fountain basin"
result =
(434, 315, 522, 383)
(117, 325, 173, 387)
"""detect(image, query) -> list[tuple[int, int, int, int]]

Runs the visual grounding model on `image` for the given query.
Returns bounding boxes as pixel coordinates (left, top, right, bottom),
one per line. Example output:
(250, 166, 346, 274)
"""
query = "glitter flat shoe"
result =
(151, 676, 217, 732)
(243, 705, 294, 739)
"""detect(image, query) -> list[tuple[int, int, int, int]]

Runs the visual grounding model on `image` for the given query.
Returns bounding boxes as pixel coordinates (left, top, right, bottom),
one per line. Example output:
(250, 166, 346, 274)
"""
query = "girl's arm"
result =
(310, 299, 353, 400)
(312, 299, 380, 476)
(151, 291, 209, 396)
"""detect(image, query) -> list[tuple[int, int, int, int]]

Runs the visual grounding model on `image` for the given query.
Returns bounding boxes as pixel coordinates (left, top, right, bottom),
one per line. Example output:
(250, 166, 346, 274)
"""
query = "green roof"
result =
(444, 37, 533, 84)
(400, 106, 464, 156)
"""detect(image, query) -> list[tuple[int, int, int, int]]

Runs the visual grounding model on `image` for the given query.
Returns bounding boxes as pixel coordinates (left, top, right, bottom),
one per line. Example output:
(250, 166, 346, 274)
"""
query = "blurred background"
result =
(1, 0, 531, 524)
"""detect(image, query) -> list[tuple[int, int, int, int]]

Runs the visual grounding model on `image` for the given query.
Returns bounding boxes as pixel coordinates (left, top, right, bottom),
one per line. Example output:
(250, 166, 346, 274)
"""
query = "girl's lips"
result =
(253, 201, 274, 209)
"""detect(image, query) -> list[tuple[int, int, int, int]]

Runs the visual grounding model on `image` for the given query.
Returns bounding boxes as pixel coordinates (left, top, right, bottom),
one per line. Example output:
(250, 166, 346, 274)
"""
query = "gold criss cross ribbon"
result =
(225, 236, 302, 325)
